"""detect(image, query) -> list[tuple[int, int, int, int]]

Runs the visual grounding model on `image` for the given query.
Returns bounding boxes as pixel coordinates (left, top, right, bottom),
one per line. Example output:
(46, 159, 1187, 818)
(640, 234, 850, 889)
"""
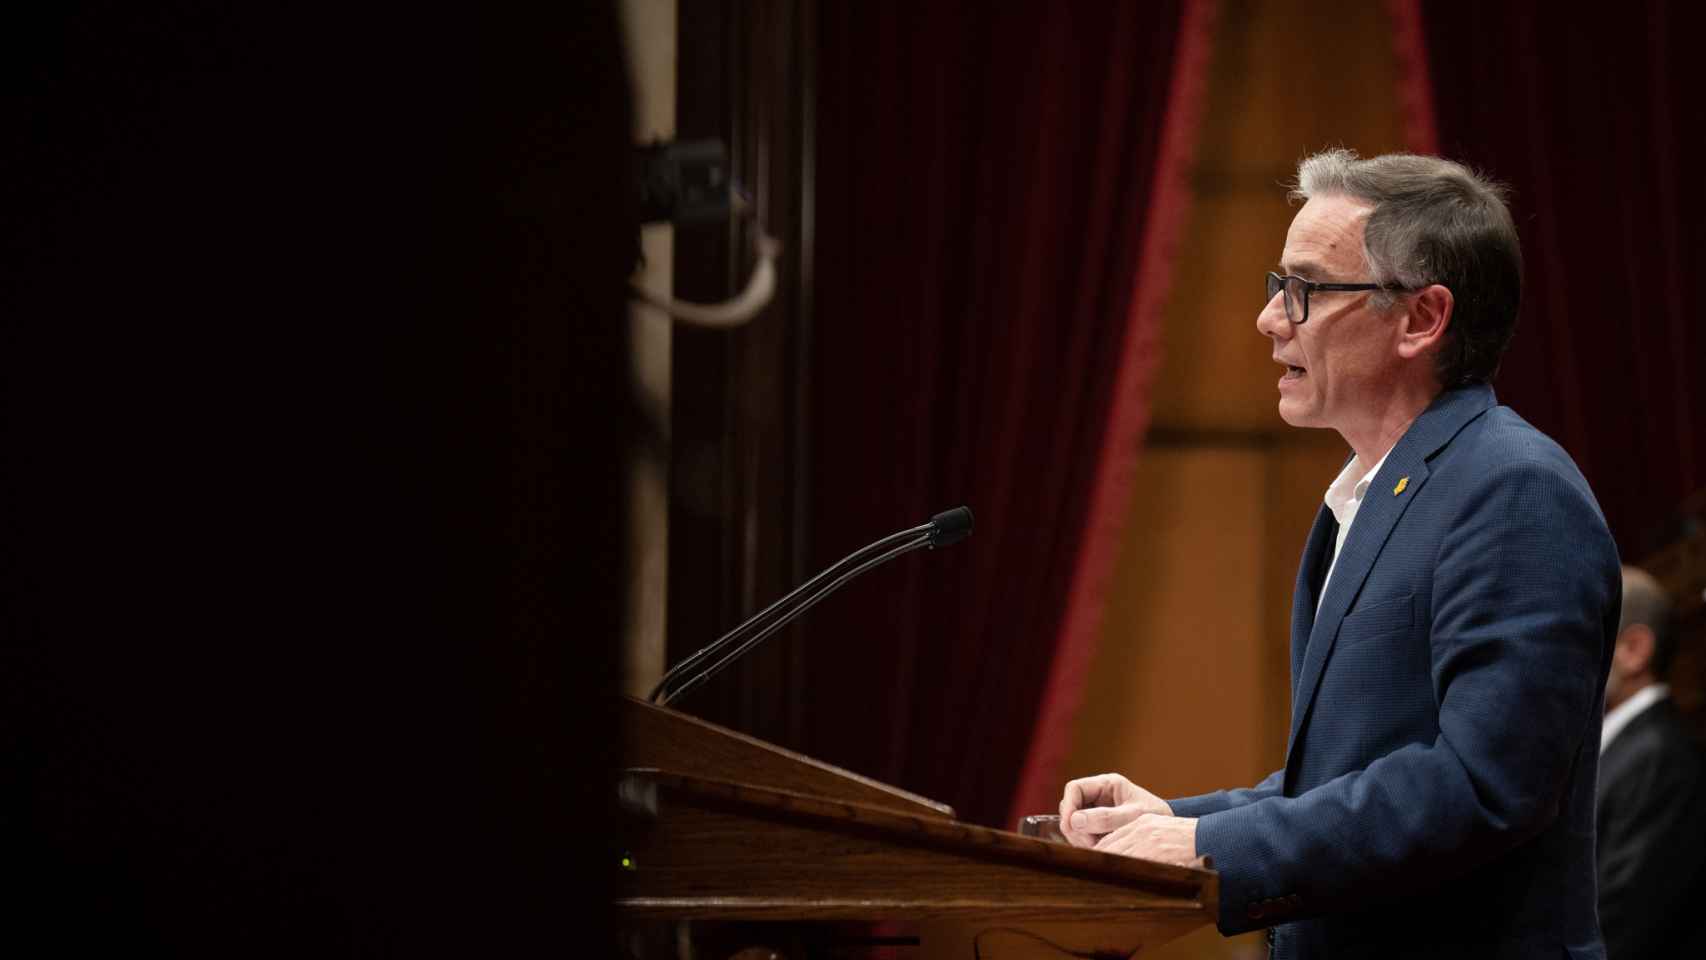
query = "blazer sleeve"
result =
(1192, 457, 1617, 934)
(1168, 769, 1284, 818)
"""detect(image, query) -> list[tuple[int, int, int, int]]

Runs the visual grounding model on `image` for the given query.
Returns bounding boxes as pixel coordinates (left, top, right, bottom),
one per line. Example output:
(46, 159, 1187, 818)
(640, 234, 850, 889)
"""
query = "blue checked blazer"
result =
(1169, 385, 1621, 959)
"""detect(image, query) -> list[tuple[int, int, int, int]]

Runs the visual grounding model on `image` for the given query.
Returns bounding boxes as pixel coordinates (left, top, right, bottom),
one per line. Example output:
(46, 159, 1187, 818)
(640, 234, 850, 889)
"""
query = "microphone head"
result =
(928, 506, 974, 548)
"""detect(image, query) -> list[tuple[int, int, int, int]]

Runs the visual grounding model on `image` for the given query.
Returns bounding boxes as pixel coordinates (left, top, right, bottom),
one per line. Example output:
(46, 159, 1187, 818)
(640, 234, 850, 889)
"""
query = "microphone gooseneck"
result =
(649, 506, 974, 706)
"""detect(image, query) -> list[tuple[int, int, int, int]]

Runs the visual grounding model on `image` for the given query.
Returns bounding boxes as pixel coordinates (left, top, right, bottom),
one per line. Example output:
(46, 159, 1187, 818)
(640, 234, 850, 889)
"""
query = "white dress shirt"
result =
(1601, 683, 1670, 754)
(1319, 446, 1395, 610)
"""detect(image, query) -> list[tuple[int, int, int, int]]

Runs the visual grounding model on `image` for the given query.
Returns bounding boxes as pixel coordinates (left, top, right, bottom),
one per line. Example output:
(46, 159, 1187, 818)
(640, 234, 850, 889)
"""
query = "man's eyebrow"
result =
(1278, 259, 1325, 279)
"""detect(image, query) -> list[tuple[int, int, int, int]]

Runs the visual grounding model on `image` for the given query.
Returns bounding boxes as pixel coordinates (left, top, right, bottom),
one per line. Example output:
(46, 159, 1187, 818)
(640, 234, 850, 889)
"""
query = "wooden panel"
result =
(617, 771, 1215, 955)
(920, 920, 1213, 960)
(1062, 448, 1269, 799)
(621, 696, 955, 818)
(1149, 0, 1411, 437)
(1148, 190, 1297, 434)
(1198, 0, 1407, 166)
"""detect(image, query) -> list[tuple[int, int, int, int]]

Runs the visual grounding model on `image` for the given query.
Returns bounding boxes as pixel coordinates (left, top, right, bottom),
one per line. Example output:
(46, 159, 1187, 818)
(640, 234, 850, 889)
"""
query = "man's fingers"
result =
(1092, 814, 1197, 867)
(1069, 802, 1142, 836)
(1057, 794, 1080, 844)
(1061, 780, 1084, 815)
(1059, 774, 1140, 847)
(1059, 783, 1096, 846)
(1059, 777, 1103, 843)
(1062, 774, 1123, 811)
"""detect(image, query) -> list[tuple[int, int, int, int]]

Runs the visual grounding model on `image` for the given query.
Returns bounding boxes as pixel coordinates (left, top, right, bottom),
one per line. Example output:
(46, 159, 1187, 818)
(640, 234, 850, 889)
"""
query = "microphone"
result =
(649, 506, 974, 706)
(927, 505, 972, 547)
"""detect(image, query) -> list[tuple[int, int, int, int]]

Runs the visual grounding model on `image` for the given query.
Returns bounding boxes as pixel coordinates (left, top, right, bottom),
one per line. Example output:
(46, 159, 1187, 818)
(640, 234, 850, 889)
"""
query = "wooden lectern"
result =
(619, 696, 1218, 958)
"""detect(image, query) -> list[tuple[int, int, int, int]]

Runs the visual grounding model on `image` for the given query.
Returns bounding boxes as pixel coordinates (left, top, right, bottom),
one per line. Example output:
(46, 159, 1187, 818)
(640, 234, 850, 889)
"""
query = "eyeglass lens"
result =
(1265, 273, 1303, 324)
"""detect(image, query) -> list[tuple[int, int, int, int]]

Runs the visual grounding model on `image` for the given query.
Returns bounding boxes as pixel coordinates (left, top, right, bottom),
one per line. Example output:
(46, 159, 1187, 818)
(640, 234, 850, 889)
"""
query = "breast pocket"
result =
(1337, 593, 1414, 646)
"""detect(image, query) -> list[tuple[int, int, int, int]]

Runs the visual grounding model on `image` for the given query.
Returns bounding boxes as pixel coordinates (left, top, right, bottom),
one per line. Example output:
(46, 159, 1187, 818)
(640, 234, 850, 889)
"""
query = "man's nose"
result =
(1256, 292, 1290, 339)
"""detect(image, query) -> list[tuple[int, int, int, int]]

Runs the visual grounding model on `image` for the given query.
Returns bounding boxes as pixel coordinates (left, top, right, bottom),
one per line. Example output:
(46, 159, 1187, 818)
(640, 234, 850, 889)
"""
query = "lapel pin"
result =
(1393, 476, 1409, 496)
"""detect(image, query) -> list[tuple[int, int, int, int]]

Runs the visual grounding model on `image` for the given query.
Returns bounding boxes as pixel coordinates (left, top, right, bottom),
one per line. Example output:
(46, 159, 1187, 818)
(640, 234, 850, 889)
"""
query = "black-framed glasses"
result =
(1265, 271, 1403, 325)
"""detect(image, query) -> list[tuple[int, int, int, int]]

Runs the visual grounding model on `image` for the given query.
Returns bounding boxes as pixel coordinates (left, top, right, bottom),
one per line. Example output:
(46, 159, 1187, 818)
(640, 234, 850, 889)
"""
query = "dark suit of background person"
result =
(1596, 568, 1706, 958)
(1058, 152, 1621, 960)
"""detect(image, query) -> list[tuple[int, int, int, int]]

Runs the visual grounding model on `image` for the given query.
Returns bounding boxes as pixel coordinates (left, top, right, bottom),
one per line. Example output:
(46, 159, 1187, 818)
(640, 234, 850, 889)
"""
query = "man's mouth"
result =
(1280, 364, 1306, 381)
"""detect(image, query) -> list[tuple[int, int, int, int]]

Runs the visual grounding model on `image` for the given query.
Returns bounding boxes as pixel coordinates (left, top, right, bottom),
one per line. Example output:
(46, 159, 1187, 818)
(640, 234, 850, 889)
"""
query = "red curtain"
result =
(1407, 0, 1706, 556)
(808, 1, 1217, 828)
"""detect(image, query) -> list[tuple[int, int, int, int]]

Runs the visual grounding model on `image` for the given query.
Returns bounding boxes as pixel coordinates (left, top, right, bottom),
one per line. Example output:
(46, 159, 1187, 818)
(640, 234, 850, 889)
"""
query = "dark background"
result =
(3, 3, 630, 953)
(5, 1, 1704, 953)
(1422, 0, 1706, 560)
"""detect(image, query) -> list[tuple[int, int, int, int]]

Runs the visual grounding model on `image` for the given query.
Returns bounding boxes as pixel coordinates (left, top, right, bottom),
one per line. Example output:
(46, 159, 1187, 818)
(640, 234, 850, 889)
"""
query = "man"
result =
(1597, 567, 1706, 957)
(1059, 151, 1621, 958)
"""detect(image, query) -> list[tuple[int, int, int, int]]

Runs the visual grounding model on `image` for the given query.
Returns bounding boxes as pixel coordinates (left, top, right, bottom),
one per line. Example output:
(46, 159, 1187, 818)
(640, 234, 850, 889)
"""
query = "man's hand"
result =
(1058, 773, 1172, 848)
(1093, 813, 1199, 867)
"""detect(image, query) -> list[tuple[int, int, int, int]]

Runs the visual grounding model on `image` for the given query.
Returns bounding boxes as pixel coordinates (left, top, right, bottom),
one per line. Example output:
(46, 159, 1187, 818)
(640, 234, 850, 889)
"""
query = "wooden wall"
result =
(1059, 2, 1411, 956)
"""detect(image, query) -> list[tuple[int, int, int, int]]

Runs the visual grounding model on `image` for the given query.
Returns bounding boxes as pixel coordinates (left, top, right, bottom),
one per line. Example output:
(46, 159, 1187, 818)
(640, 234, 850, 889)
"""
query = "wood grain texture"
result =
(617, 770, 1216, 938)
(621, 696, 956, 818)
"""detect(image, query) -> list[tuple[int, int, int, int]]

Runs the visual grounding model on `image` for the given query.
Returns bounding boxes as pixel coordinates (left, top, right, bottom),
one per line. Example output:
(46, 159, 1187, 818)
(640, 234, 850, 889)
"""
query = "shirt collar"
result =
(1602, 683, 1670, 753)
(1323, 445, 1396, 527)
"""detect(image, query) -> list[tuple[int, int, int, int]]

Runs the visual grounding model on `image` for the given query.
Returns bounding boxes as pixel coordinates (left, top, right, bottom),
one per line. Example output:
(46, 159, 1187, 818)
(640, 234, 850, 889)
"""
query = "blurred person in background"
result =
(1598, 566, 1706, 958)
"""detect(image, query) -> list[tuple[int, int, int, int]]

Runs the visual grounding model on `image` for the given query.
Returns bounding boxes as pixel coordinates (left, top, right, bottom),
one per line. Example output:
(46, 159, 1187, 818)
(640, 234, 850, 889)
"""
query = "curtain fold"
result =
(810, 0, 1217, 828)
(1412, 0, 1705, 555)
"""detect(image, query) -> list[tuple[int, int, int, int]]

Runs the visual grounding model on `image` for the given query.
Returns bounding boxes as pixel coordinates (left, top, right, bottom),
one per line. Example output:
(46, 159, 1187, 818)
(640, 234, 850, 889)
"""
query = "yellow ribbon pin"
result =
(1393, 476, 1409, 496)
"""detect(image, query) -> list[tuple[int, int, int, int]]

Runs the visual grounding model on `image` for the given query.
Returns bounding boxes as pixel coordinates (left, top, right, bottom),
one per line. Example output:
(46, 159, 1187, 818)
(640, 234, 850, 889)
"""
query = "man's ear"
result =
(1396, 283, 1453, 361)
(1615, 623, 1657, 676)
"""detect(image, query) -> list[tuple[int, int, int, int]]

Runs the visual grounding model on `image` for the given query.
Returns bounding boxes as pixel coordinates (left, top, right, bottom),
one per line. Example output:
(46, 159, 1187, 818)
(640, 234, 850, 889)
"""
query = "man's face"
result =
(1257, 194, 1403, 434)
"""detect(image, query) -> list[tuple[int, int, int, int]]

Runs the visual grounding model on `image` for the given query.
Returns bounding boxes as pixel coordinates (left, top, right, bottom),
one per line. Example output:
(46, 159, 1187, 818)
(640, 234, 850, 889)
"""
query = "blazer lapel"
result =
(1285, 385, 1498, 760)
(1290, 504, 1338, 696)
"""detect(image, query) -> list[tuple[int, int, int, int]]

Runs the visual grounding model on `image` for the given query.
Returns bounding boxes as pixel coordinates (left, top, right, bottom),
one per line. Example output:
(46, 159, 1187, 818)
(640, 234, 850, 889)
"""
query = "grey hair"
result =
(1620, 566, 1678, 679)
(1289, 149, 1523, 387)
